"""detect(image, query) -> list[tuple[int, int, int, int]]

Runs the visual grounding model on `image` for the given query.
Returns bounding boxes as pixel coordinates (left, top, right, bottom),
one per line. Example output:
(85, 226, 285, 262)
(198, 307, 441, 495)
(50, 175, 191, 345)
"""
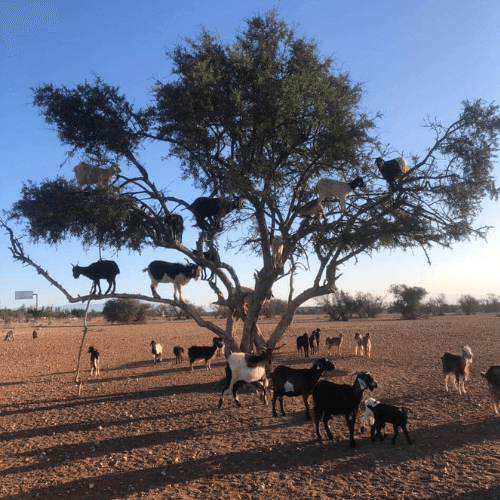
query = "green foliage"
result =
(102, 299, 151, 323)
(316, 290, 357, 321)
(354, 292, 386, 318)
(458, 294, 481, 315)
(389, 284, 428, 320)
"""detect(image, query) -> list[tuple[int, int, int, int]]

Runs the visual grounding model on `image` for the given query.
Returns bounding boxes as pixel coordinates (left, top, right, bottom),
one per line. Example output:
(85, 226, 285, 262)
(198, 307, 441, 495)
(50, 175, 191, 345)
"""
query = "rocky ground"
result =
(1, 313, 500, 499)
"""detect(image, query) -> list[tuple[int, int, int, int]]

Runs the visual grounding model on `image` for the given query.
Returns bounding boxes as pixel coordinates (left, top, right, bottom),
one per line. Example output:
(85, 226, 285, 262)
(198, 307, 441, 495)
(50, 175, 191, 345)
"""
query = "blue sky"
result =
(1, 0, 499, 310)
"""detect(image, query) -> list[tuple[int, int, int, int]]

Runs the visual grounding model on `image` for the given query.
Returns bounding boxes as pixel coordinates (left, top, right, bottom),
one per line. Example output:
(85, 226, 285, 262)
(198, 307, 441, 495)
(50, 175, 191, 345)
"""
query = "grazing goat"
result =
(481, 366, 500, 416)
(218, 348, 277, 408)
(173, 346, 185, 364)
(72, 260, 120, 295)
(32, 330, 38, 339)
(4, 330, 14, 341)
(316, 176, 364, 212)
(312, 372, 378, 448)
(360, 397, 386, 436)
(272, 358, 335, 420)
(165, 213, 184, 243)
(88, 346, 100, 377)
(151, 340, 162, 365)
(188, 337, 224, 371)
(143, 261, 201, 301)
(297, 333, 309, 357)
(271, 236, 284, 268)
(369, 403, 413, 445)
(442, 345, 473, 394)
(375, 157, 409, 189)
(189, 196, 243, 232)
(73, 162, 121, 190)
(326, 334, 343, 356)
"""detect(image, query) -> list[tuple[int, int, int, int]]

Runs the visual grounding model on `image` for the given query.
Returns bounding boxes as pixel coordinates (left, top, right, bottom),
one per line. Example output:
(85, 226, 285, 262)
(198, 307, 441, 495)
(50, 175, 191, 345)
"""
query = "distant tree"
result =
(427, 293, 449, 316)
(353, 292, 386, 318)
(103, 299, 151, 323)
(316, 290, 357, 321)
(484, 294, 500, 315)
(389, 284, 428, 320)
(458, 294, 481, 315)
(262, 299, 288, 318)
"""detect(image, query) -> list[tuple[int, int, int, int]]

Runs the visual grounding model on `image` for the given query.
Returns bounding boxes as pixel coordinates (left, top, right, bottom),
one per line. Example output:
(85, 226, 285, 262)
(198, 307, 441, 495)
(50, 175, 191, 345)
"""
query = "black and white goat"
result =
(213, 337, 225, 357)
(143, 260, 201, 301)
(442, 345, 473, 394)
(218, 348, 277, 408)
(151, 340, 162, 365)
(272, 358, 335, 420)
(189, 196, 243, 232)
(296, 333, 309, 357)
(369, 402, 413, 445)
(481, 366, 500, 416)
(326, 334, 343, 356)
(173, 346, 185, 364)
(375, 157, 409, 189)
(188, 337, 224, 371)
(72, 260, 120, 295)
(360, 397, 386, 435)
(312, 371, 378, 448)
(88, 346, 100, 377)
(316, 176, 364, 212)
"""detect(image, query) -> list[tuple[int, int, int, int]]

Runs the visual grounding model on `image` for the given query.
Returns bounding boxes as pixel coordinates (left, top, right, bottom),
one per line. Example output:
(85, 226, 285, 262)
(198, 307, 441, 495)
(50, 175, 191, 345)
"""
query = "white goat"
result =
(73, 162, 121, 190)
(442, 345, 473, 394)
(271, 236, 284, 268)
(316, 176, 364, 212)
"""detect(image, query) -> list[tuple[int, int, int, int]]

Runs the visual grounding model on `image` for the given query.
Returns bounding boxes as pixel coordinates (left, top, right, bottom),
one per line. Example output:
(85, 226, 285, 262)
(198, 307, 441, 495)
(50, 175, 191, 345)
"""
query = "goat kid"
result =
(88, 346, 100, 377)
(188, 337, 224, 371)
(173, 346, 185, 364)
(359, 397, 386, 436)
(151, 340, 162, 365)
(369, 403, 413, 445)
(442, 345, 473, 394)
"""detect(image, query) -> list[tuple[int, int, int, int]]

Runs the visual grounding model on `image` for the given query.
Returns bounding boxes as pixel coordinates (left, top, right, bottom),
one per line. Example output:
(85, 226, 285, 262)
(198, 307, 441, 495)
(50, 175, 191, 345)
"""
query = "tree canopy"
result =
(4, 10, 500, 352)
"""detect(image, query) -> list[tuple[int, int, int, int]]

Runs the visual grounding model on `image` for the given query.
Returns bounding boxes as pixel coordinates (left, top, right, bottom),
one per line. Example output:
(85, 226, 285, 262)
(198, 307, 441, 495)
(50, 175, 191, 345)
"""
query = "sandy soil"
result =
(1, 314, 500, 500)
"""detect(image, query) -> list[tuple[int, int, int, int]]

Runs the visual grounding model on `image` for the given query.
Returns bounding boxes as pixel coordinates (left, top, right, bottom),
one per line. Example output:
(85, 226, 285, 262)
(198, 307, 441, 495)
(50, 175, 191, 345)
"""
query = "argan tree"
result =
(3, 10, 500, 352)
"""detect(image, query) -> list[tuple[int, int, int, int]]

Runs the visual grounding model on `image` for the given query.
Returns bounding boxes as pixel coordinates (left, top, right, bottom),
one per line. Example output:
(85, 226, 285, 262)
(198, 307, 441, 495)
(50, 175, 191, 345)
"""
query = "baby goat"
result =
(88, 346, 100, 377)
(173, 346, 185, 364)
(442, 345, 473, 394)
(326, 334, 343, 356)
(151, 340, 162, 365)
(188, 337, 224, 370)
(368, 403, 413, 445)
(360, 397, 386, 436)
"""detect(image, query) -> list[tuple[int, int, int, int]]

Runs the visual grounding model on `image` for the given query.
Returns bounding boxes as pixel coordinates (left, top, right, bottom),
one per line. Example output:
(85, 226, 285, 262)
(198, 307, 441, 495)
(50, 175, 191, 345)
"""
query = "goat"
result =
(481, 366, 500, 416)
(143, 261, 201, 301)
(73, 162, 121, 190)
(309, 332, 316, 355)
(442, 345, 473, 394)
(4, 330, 14, 341)
(272, 358, 335, 420)
(192, 247, 220, 281)
(375, 157, 409, 189)
(173, 346, 185, 364)
(359, 397, 386, 436)
(72, 260, 120, 295)
(88, 346, 100, 377)
(313, 328, 321, 352)
(188, 337, 224, 371)
(297, 198, 323, 220)
(369, 403, 413, 445)
(296, 333, 309, 357)
(218, 347, 278, 408)
(271, 236, 284, 268)
(189, 196, 243, 232)
(354, 332, 364, 356)
(213, 337, 225, 358)
(151, 340, 162, 365)
(326, 334, 343, 356)
(312, 372, 378, 448)
(164, 213, 184, 243)
(316, 176, 364, 212)
(362, 332, 372, 358)
(32, 330, 38, 339)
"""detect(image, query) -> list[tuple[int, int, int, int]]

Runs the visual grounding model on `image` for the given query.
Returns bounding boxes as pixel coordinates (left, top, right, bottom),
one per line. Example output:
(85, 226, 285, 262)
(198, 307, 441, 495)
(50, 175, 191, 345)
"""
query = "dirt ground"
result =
(2, 313, 500, 500)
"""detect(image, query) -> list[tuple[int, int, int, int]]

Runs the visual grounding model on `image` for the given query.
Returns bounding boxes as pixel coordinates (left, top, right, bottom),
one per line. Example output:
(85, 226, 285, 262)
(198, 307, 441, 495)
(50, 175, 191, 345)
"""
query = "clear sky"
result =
(1, 0, 499, 310)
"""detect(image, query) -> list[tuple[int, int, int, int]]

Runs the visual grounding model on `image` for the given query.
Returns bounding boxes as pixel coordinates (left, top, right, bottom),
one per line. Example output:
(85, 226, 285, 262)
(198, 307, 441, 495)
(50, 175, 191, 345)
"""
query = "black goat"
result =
(309, 332, 316, 355)
(375, 157, 409, 189)
(313, 328, 321, 352)
(72, 260, 120, 295)
(165, 213, 184, 243)
(272, 358, 335, 420)
(297, 333, 309, 357)
(189, 196, 243, 232)
(312, 372, 378, 448)
(188, 337, 224, 370)
(88, 346, 100, 377)
(369, 403, 413, 445)
(213, 336, 225, 357)
(192, 247, 220, 281)
(173, 346, 185, 364)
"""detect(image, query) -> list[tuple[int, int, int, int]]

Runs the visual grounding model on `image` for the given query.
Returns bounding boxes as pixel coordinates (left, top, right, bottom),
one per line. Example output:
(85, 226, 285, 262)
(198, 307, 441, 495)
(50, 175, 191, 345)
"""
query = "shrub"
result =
(103, 299, 151, 323)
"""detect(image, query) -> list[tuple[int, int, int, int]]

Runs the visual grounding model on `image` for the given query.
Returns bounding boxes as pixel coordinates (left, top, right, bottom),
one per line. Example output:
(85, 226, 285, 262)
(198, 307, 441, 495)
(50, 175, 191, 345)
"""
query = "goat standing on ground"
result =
(188, 337, 224, 370)
(481, 366, 500, 415)
(151, 340, 162, 365)
(360, 397, 386, 436)
(173, 346, 185, 364)
(442, 345, 473, 394)
(369, 403, 413, 445)
(72, 260, 120, 295)
(297, 333, 309, 357)
(272, 358, 335, 420)
(88, 346, 100, 377)
(362, 332, 372, 358)
(313, 328, 321, 352)
(326, 334, 343, 356)
(354, 332, 364, 356)
(312, 372, 378, 448)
